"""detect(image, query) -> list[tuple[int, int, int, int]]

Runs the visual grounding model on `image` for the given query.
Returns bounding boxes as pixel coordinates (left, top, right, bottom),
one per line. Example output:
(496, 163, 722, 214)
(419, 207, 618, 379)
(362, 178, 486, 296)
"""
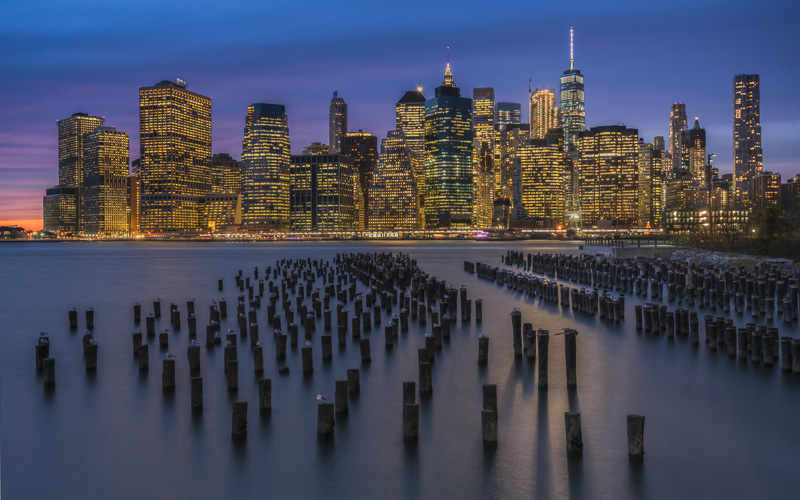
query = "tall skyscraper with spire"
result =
(559, 27, 585, 149)
(329, 91, 347, 154)
(139, 79, 212, 232)
(669, 103, 688, 174)
(733, 73, 762, 208)
(424, 59, 473, 229)
(241, 103, 291, 230)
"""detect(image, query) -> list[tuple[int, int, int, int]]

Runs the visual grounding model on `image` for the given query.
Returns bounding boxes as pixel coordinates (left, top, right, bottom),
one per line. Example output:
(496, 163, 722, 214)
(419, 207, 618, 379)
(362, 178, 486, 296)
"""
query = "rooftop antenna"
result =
(447, 46, 450, 64)
(570, 27, 574, 71)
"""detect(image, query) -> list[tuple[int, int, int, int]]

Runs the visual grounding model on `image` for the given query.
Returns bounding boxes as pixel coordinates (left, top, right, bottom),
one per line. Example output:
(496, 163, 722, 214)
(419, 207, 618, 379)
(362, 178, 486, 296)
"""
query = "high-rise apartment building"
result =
(139, 79, 212, 232)
(329, 91, 347, 154)
(82, 126, 130, 235)
(753, 171, 780, 215)
(637, 139, 665, 228)
(577, 125, 639, 227)
(733, 74, 763, 208)
(472, 142, 495, 228)
(369, 130, 417, 231)
(240, 103, 291, 230)
(424, 62, 473, 229)
(128, 175, 140, 235)
(680, 117, 707, 185)
(211, 153, 241, 194)
(530, 88, 559, 139)
(669, 103, 688, 174)
(290, 153, 355, 231)
(396, 88, 426, 227)
(473, 88, 495, 150)
(341, 131, 378, 230)
(57, 112, 105, 231)
(498, 123, 531, 214)
(560, 28, 585, 149)
(303, 143, 331, 156)
(42, 186, 78, 234)
(496, 102, 521, 126)
(519, 129, 568, 227)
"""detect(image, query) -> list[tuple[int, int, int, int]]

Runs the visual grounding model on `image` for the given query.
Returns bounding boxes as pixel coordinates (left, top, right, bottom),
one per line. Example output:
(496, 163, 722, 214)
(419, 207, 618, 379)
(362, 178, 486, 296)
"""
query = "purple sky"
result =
(1, 0, 798, 229)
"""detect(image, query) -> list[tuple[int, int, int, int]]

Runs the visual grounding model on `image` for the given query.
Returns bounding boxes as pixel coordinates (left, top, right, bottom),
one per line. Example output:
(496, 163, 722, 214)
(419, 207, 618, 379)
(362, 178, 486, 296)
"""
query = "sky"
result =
(1, 0, 799, 230)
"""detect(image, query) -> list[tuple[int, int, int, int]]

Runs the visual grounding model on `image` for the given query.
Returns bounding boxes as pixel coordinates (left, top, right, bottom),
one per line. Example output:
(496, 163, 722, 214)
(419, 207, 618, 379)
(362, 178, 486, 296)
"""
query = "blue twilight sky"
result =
(1, 0, 799, 228)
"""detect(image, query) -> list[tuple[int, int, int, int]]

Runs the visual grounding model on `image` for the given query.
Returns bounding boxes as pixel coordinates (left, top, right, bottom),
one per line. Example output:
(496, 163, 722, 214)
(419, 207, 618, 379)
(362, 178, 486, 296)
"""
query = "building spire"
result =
(570, 27, 574, 71)
(443, 46, 454, 87)
(693, 116, 701, 129)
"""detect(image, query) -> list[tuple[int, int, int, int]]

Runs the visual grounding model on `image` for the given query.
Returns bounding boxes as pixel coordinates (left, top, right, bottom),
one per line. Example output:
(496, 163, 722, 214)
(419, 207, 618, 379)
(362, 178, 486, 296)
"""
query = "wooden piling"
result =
(69, 308, 78, 329)
(564, 412, 583, 457)
(43, 358, 55, 386)
(419, 362, 432, 394)
(317, 402, 335, 439)
(232, 401, 248, 441)
(188, 344, 200, 371)
(302, 346, 314, 372)
(227, 360, 238, 390)
(253, 345, 264, 373)
(132, 331, 143, 356)
(335, 380, 349, 415)
(627, 414, 645, 462)
(85, 343, 97, 371)
(564, 328, 577, 387)
(35, 339, 49, 371)
(538, 330, 549, 388)
(360, 338, 371, 363)
(258, 378, 271, 413)
(162, 358, 175, 390)
(138, 344, 149, 371)
(403, 381, 415, 405)
(191, 377, 203, 412)
(511, 309, 522, 356)
(482, 384, 497, 413)
(481, 410, 497, 445)
(347, 368, 360, 394)
(478, 336, 489, 364)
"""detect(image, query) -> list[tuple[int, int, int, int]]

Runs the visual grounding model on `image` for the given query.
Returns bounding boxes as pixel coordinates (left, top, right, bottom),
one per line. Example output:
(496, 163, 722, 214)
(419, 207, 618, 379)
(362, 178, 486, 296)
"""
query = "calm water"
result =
(1, 241, 798, 499)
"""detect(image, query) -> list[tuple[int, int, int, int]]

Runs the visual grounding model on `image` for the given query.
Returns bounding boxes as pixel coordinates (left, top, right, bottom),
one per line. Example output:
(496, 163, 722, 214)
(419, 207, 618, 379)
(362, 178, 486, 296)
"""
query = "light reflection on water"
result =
(1, 240, 798, 499)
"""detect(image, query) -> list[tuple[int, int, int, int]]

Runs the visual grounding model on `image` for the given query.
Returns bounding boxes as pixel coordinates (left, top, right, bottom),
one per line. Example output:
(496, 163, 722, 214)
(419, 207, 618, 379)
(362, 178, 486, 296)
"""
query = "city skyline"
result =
(2, 0, 798, 230)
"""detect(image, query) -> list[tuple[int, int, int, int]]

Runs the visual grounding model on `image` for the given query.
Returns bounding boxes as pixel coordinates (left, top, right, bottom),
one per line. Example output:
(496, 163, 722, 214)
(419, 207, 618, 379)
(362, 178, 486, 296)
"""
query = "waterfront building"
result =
(200, 192, 241, 232)
(128, 175, 140, 235)
(290, 153, 355, 231)
(473, 142, 495, 228)
(341, 130, 378, 230)
(240, 103, 290, 230)
(139, 79, 212, 232)
(518, 129, 568, 227)
(577, 125, 638, 227)
(211, 153, 241, 194)
(329, 91, 347, 154)
(665, 169, 697, 211)
(530, 88, 558, 140)
(395, 88, 426, 227)
(369, 130, 417, 231)
(498, 123, 531, 214)
(496, 102, 521, 126)
(42, 186, 78, 235)
(663, 208, 750, 233)
(733, 74, 763, 208)
(669, 103, 688, 174)
(637, 139, 665, 228)
(753, 171, 781, 215)
(82, 126, 130, 235)
(560, 27, 585, 149)
(473, 88, 495, 151)
(57, 112, 105, 231)
(424, 62, 473, 229)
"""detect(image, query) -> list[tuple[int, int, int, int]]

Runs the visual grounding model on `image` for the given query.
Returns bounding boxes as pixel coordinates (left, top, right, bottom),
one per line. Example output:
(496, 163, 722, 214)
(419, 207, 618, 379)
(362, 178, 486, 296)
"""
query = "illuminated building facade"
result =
(577, 125, 639, 227)
(290, 153, 355, 231)
(710, 177, 732, 211)
(128, 175, 140, 235)
(781, 175, 800, 215)
(496, 102, 521, 126)
(733, 74, 763, 208)
(473, 88, 495, 151)
(680, 117, 706, 185)
(341, 131, 378, 230)
(424, 63, 473, 229)
(519, 129, 567, 227)
(530, 88, 558, 139)
(395, 89, 426, 227)
(753, 171, 781, 215)
(637, 139, 665, 228)
(139, 80, 212, 232)
(329, 91, 347, 154)
(57, 112, 105, 231)
(241, 103, 290, 230)
(669, 103, 688, 174)
(200, 193, 241, 232)
(82, 126, 130, 235)
(473, 142, 495, 228)
(665, 169, 697, 211)
(43, 186, 78, 234)
(211, 153, 241, 194)
(560, 28, 585, 149)
(498, 123, 531, 211)
(369, 130, 417, 230)
(303, 143, 330, 155)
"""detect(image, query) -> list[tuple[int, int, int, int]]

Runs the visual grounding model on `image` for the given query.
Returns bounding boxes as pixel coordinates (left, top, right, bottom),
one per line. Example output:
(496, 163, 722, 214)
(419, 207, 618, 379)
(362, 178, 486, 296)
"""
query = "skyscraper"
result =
(733, 74, 763, 208)
(57, 112, 105, 231)
(496, 102, 521, 126)
(669, 103, 687, 174)
(473, 88, 495, 150)
(290, 152, 355, 231)
(680, 117, 706, 185)
(530, 88, 558, 139)
(472, 142, 495, 228)
(211, 153, 242, 194)
(369, 130, 417, 231)
(139, 79, 212, 232)
(241, 103, 291, 230)
(341, 131, 378, 230)
(519, 128, 568, 227)
(82, 126, 130, 235)
(42, 186, 78, 235)
(424, 62, 473, 229)
(637, 139, 665, 228)
(560, 27, 585, 149)
(396, 88, 426, 227)
(329, 91, 347, 154)
(577, 125, 639, 227)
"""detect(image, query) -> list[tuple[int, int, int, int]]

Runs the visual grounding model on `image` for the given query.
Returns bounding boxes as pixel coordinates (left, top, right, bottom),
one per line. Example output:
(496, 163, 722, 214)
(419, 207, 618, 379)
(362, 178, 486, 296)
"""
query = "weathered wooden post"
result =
(347, 368, 360, 394)
(259, 378, 272, 413)
(403, 381, 416, 405)
(475, 298, 483, 322)
(481, 410, 497, 445)
(86, 308, 95, 330)
(321, 335, 333, 359)
(138, 344, 149, 371)
(188, 343, 200, 371)
(627, 414, 645, 462)
(85, 342, 98, 371)
(564, 412, 583, 457)
(302, 346, 314, 372)
(69, 308, 78, 329)
(360, 338, 371, 363)
(43, 358, 56, 386)
(478, 335, 489, 364)
(232, 401, 248, 441)
(335, 380, 349, 416)
(146, 315, 155, 337)
(162, 358, 175, 390)
(564, 328, 577, 387)
(511, 309, 522, 356)
(482, 384, 497, 413)
(227, 360, 238, 390)
(134, 303, 141, 323)
(419, 362, 432, 395)
(35, 338, 50, 371)
(317, 402, 335, 439)
(538, 329, 549, 388)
